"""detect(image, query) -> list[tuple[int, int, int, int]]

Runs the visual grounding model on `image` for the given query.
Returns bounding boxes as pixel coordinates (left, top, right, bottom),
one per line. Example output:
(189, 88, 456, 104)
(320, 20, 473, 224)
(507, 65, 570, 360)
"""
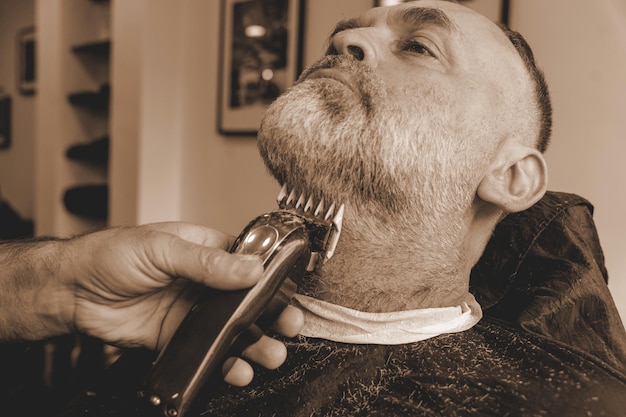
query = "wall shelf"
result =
(63, 184, 108, 220)
(66, 135, 109, 165)
(35, 0, 112, 234)
(67, 83, 110, 111)
(72, 39, 111, 55)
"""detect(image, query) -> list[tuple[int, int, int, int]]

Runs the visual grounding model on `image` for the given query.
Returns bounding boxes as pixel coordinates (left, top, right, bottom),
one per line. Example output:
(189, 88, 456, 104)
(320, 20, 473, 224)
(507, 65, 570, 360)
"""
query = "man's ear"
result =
(477, 143, 548, 213)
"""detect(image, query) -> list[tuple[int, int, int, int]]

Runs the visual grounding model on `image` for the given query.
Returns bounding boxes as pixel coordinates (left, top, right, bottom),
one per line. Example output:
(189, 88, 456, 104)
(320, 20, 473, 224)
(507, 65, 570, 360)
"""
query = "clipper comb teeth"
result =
(276, 183, 345, 262)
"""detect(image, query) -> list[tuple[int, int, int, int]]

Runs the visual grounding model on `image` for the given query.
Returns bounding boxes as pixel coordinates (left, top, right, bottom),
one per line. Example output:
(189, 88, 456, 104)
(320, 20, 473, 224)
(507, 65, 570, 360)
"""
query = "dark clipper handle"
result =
(144, 214, 309, 417)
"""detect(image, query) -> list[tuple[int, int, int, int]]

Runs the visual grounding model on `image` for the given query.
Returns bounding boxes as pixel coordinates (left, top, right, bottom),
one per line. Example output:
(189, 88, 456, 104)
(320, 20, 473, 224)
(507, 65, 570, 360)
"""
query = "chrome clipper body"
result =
(142, 185, 344, 417)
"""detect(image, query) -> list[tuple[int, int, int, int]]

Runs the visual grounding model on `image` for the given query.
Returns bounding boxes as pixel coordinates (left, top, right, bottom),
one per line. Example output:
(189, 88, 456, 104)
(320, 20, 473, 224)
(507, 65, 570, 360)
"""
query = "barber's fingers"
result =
(222, 357, 254, 387)
(241, 335, 287, 370)
(228, 323, 291, 372)
(221, 334, 288, 386)
(271, 305, 305, 338)
(143, 222, 263, 289)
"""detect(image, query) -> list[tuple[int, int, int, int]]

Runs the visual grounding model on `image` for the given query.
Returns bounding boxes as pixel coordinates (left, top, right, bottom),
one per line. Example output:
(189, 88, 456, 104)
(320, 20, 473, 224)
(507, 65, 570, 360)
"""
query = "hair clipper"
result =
(140, 185, 344, 417)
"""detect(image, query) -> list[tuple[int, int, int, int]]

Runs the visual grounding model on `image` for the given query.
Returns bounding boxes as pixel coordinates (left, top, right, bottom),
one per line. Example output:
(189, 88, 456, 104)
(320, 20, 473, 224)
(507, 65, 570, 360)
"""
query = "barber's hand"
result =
(65, 222, 304, 386)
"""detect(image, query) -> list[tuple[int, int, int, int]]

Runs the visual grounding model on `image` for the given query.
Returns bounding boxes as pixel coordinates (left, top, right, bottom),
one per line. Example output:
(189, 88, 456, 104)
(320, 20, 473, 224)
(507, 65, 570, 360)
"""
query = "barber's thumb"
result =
(220, 253, 264, 288)
(191, 248, 264, 290)
(157, 233, 263, 289)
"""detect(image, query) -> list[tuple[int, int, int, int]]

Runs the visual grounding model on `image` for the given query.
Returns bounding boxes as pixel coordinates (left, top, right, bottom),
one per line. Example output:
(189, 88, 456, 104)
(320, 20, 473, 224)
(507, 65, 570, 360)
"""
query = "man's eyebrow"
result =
(395, 7, 453, 32)
(329, 18, 361, 38)
(328, 7, 452, 41)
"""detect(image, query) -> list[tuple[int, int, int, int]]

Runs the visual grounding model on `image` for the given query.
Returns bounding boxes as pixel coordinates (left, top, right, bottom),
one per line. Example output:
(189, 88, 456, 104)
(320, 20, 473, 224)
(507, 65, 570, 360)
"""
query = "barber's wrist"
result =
(0, 237, 76, 341)
(31, 238, 78, 339)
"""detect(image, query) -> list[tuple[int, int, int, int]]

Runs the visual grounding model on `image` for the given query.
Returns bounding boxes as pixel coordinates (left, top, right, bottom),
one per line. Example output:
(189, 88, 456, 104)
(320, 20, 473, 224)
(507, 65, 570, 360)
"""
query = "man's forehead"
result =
(347, 1, 504, 40)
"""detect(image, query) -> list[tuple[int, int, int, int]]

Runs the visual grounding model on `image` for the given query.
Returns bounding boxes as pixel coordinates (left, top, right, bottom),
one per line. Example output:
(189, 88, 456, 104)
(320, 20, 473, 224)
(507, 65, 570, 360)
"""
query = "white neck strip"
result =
(293, 292, 482, 345)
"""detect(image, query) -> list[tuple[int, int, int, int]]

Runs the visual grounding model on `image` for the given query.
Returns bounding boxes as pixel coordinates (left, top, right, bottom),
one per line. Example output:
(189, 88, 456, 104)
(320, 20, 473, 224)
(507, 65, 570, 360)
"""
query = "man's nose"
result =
(329, 30, 378, 67)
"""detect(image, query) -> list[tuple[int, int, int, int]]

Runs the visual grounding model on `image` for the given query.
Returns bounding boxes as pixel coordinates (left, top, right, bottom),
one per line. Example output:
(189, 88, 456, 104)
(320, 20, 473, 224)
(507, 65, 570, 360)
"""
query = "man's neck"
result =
(299, 230, 471, 313)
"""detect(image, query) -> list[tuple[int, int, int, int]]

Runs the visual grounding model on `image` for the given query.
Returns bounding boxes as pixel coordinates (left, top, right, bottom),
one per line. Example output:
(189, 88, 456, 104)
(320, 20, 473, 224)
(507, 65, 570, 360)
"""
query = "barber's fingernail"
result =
(234, 255, 263, 277)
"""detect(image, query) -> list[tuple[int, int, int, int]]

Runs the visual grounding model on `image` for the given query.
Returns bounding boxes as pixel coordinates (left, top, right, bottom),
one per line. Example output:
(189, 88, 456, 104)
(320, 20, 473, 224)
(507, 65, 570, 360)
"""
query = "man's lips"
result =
(303, 68, 358, 93)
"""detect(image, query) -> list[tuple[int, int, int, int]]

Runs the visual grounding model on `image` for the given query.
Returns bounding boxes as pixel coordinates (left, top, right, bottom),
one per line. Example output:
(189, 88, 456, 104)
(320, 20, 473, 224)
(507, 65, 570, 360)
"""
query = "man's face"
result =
(258, 1, 533, 231)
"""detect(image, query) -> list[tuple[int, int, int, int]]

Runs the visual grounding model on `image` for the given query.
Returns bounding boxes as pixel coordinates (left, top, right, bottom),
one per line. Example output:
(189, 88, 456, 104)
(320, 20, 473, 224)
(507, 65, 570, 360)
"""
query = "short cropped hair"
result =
(498, 24, 552, 153)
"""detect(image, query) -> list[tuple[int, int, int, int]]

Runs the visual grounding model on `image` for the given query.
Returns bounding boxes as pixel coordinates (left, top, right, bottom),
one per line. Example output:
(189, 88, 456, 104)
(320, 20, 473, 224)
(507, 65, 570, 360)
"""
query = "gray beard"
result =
(257, 55, 476, 311)
(258, 55, 477, 224)
(258, 55, 394, 215)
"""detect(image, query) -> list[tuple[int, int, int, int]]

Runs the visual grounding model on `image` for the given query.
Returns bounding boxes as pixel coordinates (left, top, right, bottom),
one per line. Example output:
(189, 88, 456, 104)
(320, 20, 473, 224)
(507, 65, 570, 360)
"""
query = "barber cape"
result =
(61, 297, 626, 417)
(198, 318, 626, 416)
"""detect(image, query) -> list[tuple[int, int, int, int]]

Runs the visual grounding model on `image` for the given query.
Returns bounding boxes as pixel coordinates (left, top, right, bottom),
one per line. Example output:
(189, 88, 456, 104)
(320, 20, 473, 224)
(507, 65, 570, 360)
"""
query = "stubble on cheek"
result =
(258, 57, 395, 210)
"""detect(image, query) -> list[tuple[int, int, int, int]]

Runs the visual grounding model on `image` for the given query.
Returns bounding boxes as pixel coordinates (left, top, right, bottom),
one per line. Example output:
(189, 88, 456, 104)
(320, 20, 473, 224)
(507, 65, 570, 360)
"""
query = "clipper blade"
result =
(276, 184, 344, 261)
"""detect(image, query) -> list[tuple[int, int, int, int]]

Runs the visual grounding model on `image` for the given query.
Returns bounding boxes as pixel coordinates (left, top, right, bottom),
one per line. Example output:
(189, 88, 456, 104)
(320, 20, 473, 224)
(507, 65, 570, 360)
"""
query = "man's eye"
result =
(402, 40, 433, 57)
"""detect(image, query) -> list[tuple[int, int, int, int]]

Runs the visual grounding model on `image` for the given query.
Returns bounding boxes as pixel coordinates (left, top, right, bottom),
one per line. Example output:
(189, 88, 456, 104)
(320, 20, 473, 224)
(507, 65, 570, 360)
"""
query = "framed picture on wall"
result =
(218, 0, 304, 136)
(17, 26, 36, 96)
(374, 0, 510, 25)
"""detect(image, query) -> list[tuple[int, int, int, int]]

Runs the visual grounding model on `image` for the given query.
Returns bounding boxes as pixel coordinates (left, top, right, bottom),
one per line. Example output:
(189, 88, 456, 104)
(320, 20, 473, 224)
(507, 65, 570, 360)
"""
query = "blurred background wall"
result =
(512, 0, 626, 322)
(0, 0, 35, 220)
(0, 0, 624, 320)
